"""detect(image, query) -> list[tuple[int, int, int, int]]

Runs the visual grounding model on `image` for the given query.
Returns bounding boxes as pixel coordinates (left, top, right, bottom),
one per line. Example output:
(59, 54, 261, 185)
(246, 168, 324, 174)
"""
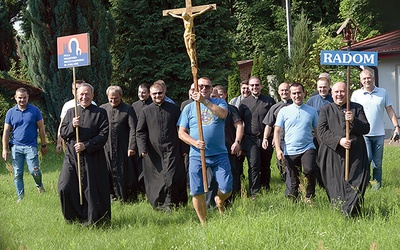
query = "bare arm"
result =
(37, 119, 48, 156)
(386, 105, 400, 133)
(262, 125, 273, 149)
(2, 123, 11, 160)
(193, 92, 228, 119)
(56, 118, 64, 153)
(168, 12, 183, 19)
(231, 121, 243, 155)
(192, 5, 214, 17)
(273, 126, 283, 161)
(178, 126, 205, 150)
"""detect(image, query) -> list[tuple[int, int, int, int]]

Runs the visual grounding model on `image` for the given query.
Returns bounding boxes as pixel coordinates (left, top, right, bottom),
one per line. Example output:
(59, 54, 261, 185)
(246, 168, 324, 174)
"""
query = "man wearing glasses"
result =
(178, 77, 233, 225)
(239, 76, 276, 199)
(136, 82, 188, 210)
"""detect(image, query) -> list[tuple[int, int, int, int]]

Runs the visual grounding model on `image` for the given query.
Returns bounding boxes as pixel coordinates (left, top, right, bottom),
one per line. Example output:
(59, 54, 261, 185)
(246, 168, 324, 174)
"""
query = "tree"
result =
(110, 0, 235, 104)
(19, 0, 115, 140)
(227, 53, 241, 101)
(0, 0, 19, 71)
(287, 11, 316, 96)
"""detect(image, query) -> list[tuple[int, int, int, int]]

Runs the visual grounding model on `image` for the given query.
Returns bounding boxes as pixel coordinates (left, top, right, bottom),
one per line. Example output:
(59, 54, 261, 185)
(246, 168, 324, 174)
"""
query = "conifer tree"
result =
(0, 0, 18, 71)
(110, 0, 235, 104)
(227, 58, 241, 102)
(19, 0, 115, 140)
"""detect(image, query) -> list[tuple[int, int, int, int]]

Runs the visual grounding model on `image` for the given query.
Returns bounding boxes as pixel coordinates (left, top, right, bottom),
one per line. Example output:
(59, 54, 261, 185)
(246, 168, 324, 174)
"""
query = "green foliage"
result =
(291, 0, 341, 26)
(0, 0, 19, 71)
(233, 0, 287, 66)
(287, 11, 316, 96)
(2, 144, 400, 249)
(339, 0, 399, 38)
(251, 53, 270, 95)
(19, 0, 115, 141)
(110, 0, 235, 105)
(227, 54, 241, 101)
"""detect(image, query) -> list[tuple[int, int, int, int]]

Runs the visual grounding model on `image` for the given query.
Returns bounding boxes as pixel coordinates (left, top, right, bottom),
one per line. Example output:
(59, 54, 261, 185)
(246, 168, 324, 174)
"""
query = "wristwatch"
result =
(204, 99, 210, 106)
(41, 144, 47, 148)
(395, 125, 400, 128)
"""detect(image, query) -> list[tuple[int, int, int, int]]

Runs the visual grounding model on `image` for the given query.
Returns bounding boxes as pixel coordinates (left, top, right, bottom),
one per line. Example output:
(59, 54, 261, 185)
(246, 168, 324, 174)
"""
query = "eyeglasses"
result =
(249, 84, 260, 87)
(151, 92, 163, 95)
(199, 85, 211, 90)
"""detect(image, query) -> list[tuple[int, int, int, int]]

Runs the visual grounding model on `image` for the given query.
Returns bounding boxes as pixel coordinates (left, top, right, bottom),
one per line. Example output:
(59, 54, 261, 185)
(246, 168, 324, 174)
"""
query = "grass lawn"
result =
(1, 143, 400, 249)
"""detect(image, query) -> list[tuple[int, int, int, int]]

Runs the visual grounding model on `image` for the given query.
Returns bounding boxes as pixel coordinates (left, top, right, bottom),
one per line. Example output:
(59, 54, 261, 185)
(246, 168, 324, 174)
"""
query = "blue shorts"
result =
(189, 154, 233, 196)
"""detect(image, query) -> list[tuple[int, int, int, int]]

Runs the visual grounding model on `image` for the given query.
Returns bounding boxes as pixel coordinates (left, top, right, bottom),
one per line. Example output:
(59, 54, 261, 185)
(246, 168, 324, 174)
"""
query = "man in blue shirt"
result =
(274, 83, 318, 203)
(351, 69, 400, 189)
(306, 77, 333, 115)
(178, 77, 232, 225)
(2, 88, 48, 202)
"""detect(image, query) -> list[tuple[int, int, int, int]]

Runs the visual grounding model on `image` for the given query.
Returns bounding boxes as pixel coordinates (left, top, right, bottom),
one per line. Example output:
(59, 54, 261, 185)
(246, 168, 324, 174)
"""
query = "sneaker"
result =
(37, 186, 45, 193)
(17, 198, 23, 204)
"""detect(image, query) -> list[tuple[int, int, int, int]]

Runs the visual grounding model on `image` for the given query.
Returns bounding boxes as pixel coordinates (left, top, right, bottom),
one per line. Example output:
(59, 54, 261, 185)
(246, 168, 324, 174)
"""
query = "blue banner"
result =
(320, 50, 378, 66)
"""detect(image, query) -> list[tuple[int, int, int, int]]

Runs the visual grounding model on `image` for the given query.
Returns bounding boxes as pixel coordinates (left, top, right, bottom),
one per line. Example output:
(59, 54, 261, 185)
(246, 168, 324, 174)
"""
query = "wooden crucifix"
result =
(163, 1, 216, 192)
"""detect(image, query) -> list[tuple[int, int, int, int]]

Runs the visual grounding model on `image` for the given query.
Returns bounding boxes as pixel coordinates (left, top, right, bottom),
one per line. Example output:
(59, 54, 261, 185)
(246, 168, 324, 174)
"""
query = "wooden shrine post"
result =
(163, 1, 216, 192)
(336, 18, 360, 181)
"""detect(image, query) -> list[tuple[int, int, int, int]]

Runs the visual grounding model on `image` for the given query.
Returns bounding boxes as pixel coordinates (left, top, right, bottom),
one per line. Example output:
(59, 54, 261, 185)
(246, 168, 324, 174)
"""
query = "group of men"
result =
(2, 68, 399, 225)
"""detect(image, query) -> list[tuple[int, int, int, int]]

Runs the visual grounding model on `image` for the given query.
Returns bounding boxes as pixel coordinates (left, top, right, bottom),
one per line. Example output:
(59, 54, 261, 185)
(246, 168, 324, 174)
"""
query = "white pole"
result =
(285, 0, 292, 58)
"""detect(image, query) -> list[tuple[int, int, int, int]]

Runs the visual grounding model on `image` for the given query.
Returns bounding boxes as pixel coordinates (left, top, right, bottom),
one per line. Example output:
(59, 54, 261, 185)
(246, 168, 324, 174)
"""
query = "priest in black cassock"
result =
(136, 82, 188, 210)
(58, 83, 111, 225)
(101, 86, 138, 202)
(317, 82, 370, 217)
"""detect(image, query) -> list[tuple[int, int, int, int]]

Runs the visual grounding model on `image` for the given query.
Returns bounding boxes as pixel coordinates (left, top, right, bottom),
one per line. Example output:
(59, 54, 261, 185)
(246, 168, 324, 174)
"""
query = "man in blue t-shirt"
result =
(178, 77, 233, 225)
(2, 88, 48, 202)
(274, 83, 318, 204)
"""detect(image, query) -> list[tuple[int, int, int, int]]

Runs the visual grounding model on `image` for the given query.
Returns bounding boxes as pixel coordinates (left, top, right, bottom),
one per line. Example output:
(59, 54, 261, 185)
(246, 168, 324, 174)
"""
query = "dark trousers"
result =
(285, 149, 317, 198)
(243, 135, 273, 196)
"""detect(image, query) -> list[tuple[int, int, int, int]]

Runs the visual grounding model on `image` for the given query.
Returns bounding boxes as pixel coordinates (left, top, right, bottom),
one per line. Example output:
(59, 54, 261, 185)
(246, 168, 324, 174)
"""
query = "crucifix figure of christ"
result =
(163, 1, 216, 69)
(163, 1, 216, 195)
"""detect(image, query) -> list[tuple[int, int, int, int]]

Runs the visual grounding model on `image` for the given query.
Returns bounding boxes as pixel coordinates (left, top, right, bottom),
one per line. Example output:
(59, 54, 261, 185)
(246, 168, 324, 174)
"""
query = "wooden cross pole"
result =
(163, 1, 216, 192)
(336, 18, 360, 181)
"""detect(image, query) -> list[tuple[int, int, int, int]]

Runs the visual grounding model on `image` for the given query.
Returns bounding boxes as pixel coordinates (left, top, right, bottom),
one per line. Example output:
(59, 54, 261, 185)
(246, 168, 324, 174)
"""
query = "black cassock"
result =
(136, 102, 188, 209)
(101, 102, 138, 202)
(58, 104, 111, 224)
(317, 102, 370, 216)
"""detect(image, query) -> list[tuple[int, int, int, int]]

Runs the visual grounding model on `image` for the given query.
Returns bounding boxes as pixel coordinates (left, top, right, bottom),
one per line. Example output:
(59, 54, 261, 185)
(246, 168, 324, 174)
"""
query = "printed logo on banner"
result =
(57, 33, 90, 69)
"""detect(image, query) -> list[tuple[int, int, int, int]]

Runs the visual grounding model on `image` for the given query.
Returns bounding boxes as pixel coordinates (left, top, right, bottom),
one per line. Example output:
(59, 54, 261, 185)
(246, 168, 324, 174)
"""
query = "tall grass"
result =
(1, 144, 400, 249)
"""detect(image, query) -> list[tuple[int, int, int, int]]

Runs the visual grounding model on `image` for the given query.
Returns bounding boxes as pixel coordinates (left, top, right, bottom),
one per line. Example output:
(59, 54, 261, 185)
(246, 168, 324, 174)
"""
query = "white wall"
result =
(375, 56, 400, 137)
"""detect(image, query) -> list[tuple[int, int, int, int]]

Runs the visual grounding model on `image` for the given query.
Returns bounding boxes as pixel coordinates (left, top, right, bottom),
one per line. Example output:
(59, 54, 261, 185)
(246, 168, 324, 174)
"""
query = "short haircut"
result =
(214, 85, 226, 93)
(199, 77, 212, 86)
(71, 79, 86, 87)
(289, 82, 305, 92)
(106, 85, 123, 96)
(15, 87, 29, 95)
(138, 83, 151, 91)
(78, 82, 94, 93)
(249, 76, 261, 84)
(240, 80, 249, 86)
(154, 80, 166, 89)
(150, 82, 165, 92)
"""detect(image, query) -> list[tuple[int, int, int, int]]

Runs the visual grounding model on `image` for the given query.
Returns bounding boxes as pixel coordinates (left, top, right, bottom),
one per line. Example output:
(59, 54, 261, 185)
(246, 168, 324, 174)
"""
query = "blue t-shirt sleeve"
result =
(312, 110, 318, 128)
(384, 89, 392, 107)
(5, 109, 12, 125)
(34, 106, 43, 122)
(275, 108, 284, 127)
